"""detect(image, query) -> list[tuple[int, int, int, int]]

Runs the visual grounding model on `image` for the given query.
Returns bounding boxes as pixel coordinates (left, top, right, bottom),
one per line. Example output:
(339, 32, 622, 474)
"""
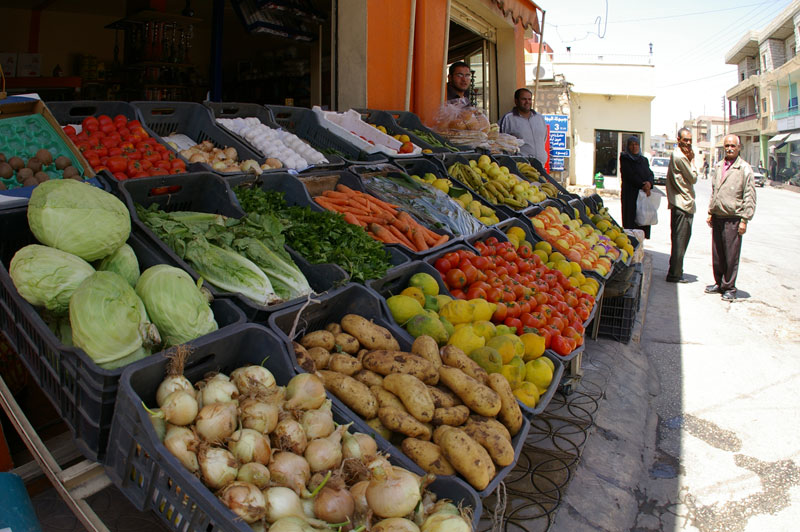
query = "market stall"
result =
(0, 97, 645, 532)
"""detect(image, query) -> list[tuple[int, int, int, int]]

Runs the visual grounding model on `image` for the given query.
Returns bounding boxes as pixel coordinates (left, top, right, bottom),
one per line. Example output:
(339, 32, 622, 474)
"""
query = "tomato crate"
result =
(354, 108, 451, 153)
(117, 172, 349, 322)
(266, 104, 388, 165)
(595, 263, 642, 344)
(203, 101, 346, 171)
(267, 282, 530, 498)
(0, 208, 245, 461)
(105, 322, 483, 529)
(131, 101, 265, 176)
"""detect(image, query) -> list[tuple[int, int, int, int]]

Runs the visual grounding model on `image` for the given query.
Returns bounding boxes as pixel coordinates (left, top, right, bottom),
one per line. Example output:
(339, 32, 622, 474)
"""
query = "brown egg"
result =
(35, 171, 50, 183)
(35, 149, 53, 166)
(62, 166, 79, 179)
(22, 176, 39, 188)
(0, 162, 12, 179)
(55, 156, 71, 170)
(27, 158, 43, 172)
(8, 156, 25, 171)
(17, 168, 34, 182)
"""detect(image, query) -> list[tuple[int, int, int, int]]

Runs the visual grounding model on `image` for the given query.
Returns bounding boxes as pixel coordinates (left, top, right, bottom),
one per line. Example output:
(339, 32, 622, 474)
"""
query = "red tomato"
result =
(444, 252, 460, 265)
(63, 125, 76, 136)
(434, 257, 452, 274)
(518, 300, 531, 315)
(113, 172, 128, 181)
(450, 288, 467, 300)
(504, 317, 523, 335)
(107, 156, 128, 173)
(97, 114, 112, 125)
(576, 306, 590, 322)
(551, 334, 576, 356)
(445, 268, 467, 289)
(471, 256, 489, 270)
(82, 116, 99, 132)
(518, 245, 532, 259)
(485, 237, 499, 246)
(461, 264, 479, 285)
(466, 286, 487, 300)
(113, 114, 128, 126)
(506, 301, 521, 319)
(520, 312, 537, 329)
(527, 311, 547, 329)
(485, 287, 502, 303)
(492, 302, 508, 323)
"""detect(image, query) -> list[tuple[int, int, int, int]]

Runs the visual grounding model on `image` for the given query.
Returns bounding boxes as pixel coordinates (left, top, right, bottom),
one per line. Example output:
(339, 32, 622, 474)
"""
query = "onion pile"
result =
(144, 360, 474, 529)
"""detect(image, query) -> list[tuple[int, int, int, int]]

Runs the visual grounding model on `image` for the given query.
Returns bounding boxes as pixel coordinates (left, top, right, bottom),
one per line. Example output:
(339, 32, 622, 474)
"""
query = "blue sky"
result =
(540, 0, 794, 135)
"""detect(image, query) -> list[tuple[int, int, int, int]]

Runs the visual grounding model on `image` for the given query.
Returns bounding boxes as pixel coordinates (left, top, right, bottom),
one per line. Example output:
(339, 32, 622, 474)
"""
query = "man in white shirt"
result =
(498, 88, 548, 163)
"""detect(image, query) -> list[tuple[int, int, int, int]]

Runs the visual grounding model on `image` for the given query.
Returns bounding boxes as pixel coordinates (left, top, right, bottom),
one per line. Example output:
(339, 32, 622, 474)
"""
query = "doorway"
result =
(594, 129, 644, 177)
(448, 19, 496, 120)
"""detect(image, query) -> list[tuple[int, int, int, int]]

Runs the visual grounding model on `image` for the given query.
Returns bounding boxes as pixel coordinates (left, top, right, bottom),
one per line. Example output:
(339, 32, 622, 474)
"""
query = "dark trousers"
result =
(667, 206, 693, 281)
(711, 216, 743, 292)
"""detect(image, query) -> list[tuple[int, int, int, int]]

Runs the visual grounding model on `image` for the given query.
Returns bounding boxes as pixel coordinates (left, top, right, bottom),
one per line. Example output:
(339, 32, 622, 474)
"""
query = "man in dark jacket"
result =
(446, 61, 471, 102)
(619, 135, 654, 238)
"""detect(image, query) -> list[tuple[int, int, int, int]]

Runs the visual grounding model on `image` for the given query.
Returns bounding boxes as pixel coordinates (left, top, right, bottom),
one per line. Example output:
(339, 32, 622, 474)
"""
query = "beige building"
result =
(682, 116, 728, 168)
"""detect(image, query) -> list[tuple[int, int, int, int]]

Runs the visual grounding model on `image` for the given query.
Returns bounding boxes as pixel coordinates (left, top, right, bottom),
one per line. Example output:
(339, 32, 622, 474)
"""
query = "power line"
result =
(656, 70, 738, 89)
(550, 2, 768, 26)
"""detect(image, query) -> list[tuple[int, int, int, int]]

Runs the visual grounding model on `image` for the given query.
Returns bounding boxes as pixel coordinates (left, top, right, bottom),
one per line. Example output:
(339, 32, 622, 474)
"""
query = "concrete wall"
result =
(760, 38, 786, 71)
(336, 0, 368, 111)
(552, 61, 655, 98)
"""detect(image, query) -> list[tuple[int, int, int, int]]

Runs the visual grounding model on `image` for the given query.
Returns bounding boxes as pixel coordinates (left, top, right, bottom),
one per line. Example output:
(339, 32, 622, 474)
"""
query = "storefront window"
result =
(594, 129, 644, 177)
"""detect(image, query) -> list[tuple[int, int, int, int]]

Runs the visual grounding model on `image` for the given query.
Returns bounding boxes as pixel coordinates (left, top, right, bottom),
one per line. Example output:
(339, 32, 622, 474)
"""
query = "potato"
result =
(354, 369, 384, 387)
(439, 427, 496, 491)
(401, 438, 456, 475)
(439, 345, 489, 384)
(370, 385, 406, 411)
(318, 370, 378, 419)
(438, 367, 501, 417)
(341, 314, 400, 351)
(432, 425, 453, 446)
(487, 373, 523, 436)
(463, 420, 515, 467)
(427, 386, 462, 408)
(300, 330, 335, 351)
(307, 347, 331, 370)
(411, 336, 442, 370)
(432, 405, 470, 426)
(366, 417, 392, 440)
(378, 407, 431, 440)
(362, 351, 438, 384)
(329, 353, 362, 375)
(356, 348, 369, 363)
(467, 415, 511, 442)
(325, 322, 343, 335)
(293, 341, 316, 373)
(334, 333, 360, 354)
(382, 374, 434, 423)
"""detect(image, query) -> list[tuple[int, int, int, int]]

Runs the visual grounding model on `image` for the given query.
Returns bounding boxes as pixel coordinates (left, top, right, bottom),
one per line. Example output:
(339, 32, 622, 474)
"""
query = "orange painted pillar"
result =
(366, 0, 414, 111)
(411, 0, 448, 125)
(515, 25, 527, 88)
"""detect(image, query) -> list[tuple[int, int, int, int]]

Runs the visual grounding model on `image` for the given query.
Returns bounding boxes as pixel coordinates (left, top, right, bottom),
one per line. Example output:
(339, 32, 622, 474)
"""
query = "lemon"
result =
(406, 314, 449, 344)
(534, 241, 552, 254)
(424, 294, 440, 312)
(533, 249, 549, 263)
(500, 364, 524, 389)
(507, 226, 527, 241)
(570, 261, 582, 275)
(486, 334, 524, 364)
(507, 233, 520, 249)
(469, 346, 503, 374)
(540, 356, 555, 373)
(549, 251, 566, 262)
(554, 260, 572, 277)
(525, 358, 554, 391)
(514, 381, 540, 408)
(520, 332, 545, 361)
(440, 299, 475, 325)
(432, 179, 450, 193)
(447, 325, 485, 355)
(400, 286, 426, 307)
(439, 316, 455, 338)
(470, 299, 496, 322)
(408, 272, 439, 296)
(472, 320, 497, 342)
(386, 295, 424, 325)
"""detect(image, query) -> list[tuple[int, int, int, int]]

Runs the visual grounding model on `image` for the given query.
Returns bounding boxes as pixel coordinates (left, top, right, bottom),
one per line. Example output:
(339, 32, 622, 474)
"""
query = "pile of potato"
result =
(293, 314, 524, 492)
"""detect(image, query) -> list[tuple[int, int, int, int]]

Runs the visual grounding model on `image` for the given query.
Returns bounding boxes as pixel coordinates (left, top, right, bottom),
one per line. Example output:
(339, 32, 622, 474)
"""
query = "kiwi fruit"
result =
(35, 171, 50, 183)
(22, 176, 39, 188)
(0, 162, 12, 179)
(27, 157, 43, 172)
(35, 148, 53, 166)
(62, 166, 79, 179)
(55, 156, 71, 170)
(8, 156, 25, 171)
(17, 168, 34, 182)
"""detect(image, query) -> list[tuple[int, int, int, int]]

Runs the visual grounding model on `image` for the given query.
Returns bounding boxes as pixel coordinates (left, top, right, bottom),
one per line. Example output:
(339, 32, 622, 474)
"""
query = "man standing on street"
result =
(498, 88, 548, 164)
(665, 127, 698, 283)
(446, 61, 472, 102)
(705, 135, 756, 301)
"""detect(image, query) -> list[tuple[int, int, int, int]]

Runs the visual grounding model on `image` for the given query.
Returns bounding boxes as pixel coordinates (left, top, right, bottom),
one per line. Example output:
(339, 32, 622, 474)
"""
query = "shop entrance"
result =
(594, 129, 644, 177)
(447, 6, 497, 121)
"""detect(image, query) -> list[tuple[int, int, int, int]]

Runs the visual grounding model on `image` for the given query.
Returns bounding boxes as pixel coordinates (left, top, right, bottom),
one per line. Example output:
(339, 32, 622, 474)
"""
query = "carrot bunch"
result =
(314, 184, 449, 252)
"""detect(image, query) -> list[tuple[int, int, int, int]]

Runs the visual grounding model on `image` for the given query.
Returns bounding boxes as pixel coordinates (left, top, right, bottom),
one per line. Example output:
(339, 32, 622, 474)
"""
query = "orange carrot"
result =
(370, 223, 402, 245)
(354, 215, 391, 225)
(390, 217, 411, 233)
(387, 224, 417, 250)
(343, 212, 364, 227)
(322, 190, 351, 199)
(410, 228, 428, 251)
(434, 234, 450, 247)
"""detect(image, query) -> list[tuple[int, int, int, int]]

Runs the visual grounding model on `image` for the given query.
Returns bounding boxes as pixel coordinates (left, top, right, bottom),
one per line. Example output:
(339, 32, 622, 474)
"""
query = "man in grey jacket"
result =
(665, 127, 698, 283)
(705, 134, 757, 301)
(498, 88, 548, 164)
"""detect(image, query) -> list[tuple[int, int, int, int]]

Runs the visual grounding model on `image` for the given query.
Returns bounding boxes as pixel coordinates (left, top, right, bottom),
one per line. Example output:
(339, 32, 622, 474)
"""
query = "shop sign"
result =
(543, 114, 568, 132)
(549, 132, 566, 149)
(550, 158, 565, 171)
(550, 148, 570, 158)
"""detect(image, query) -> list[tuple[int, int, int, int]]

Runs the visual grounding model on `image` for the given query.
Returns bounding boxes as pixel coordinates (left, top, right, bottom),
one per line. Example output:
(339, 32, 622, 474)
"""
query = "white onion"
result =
(421, 513, 471, 532)
(366, 457, 422, 518)
(350, 480, 370, 516)
(263, 486, 305, 523)
(300, 400, 334, 440)
(313, 486, 354, 524)
(342, 431, 378, 461)
(164, 425, 199, 473)
(231, 365, 276, 396)
(239, 396, 279, 434)
(156, 375, 193, 407)
(272, 419, 307, 455)
(228, 428, 272, 465)
(197, 375, 239, 406)
(160, 390, 198, 426)
(198, 446, 238, 489)
(284, 373, 326, 411)
(269, 452, 311, 496)
(237, 462, 271, 489)
(304, 424, 346, 472)
(375, 518, 421, 532)
(195, 401, 237, 442)
(268, 517, 317, 532)
(218, 481, 266, 524)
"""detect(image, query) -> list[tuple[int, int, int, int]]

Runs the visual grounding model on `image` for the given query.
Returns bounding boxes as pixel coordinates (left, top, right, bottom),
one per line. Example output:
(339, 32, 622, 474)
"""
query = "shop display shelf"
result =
(384, 109, 470, 152)
(268, 282, 530, 498)
(266, 104, 388, 165)
(313, 108, 424, 158)
(0, 209, 245, 461)
(203, 100, 346, 171)
(105, 322, 482, 529)
(567, 196, 640, 257)
(354, 108, 450, 153)
(131, 101, 265, 176)
(116, 172, 349, 322)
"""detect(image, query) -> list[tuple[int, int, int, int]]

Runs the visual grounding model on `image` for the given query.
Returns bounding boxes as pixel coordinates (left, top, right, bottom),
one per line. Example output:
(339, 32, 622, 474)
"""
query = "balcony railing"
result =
(729, 112, 758, 125)
(773, 107, 800, 120)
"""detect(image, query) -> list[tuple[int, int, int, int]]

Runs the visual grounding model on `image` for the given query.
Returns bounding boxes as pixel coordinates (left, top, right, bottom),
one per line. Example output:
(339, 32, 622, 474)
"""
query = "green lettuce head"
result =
(10, 244, 95, 315)
(135, 264, 218, 346)
(97, 243, 140, 287)
(28, 180, 131, 262)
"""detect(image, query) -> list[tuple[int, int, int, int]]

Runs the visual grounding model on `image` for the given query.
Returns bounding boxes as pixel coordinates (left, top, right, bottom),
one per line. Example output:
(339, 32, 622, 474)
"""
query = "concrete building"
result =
(682, 116, 727, 169)
(649, 134, 678, 157)
(725, 0, 800, 179)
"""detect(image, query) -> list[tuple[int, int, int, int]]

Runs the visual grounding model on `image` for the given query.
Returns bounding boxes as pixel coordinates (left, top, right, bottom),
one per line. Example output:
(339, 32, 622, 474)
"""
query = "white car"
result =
(650, 157, 669, 185)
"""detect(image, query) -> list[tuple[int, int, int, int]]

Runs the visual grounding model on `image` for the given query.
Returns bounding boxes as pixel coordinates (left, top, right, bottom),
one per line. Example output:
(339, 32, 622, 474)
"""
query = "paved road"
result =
(553, 178, 800, 531)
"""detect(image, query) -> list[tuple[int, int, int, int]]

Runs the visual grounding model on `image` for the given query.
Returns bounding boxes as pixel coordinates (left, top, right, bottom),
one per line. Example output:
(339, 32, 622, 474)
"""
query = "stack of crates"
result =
(597, 262, 643, 343)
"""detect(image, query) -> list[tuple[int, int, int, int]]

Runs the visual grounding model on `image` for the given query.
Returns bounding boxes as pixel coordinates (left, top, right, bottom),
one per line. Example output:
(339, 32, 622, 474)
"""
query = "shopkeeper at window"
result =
(498, 88, 548, 164)
(446, 61, 472, 102)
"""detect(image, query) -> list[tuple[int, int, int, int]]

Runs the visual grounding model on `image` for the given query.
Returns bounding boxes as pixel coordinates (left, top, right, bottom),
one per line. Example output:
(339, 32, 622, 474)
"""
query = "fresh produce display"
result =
(529, 206, 630, 276)
(370, 124, 424, 154)
(0, 149, 84, 189)
(136, 206, 312, 304)
(515, 162, 562, 199)
(216, 117, 329, 170)
(360, 172, 484, 236)
(235, 186, 393, 283)
(145, 347, 475, 530)
(62, 114, 187, 180)
(409, 129, 458, 152)
(312, 185, 450, 253)
(408, 172, 501, 227)
(292, 313, 523, 491)
(447, 156, 547, 210)
(173, 139, 270, 174)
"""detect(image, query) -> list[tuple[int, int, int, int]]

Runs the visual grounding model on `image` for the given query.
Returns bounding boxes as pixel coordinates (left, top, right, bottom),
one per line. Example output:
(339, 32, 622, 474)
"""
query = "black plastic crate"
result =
(596, 268, 642, 344)
(203, 101, 346, 171)
(385, 109, 470, 152)
(266, 104, 388, 165)
(0, 209, 245, 461)
(131, 101, 265, 175)
(354, 108, 450, 153)
(105, 322, 482, 529)
(267, 283, 530, 498)
(117, 172, 349, 322)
